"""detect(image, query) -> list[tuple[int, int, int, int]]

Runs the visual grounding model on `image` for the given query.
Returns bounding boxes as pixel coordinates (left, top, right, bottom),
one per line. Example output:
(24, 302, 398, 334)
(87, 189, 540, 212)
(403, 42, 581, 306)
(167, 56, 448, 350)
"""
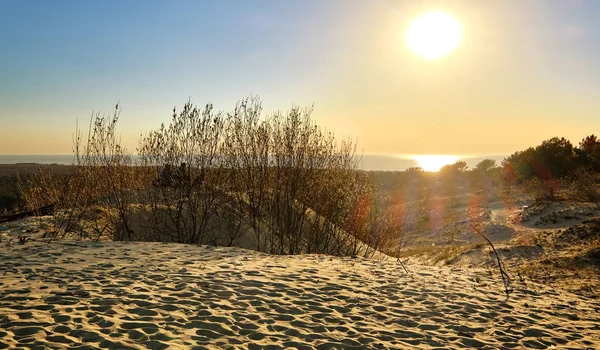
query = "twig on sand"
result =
(469, 224, 513, 295)
(395, 239, 411, 276)
(396, 257, 410, 275)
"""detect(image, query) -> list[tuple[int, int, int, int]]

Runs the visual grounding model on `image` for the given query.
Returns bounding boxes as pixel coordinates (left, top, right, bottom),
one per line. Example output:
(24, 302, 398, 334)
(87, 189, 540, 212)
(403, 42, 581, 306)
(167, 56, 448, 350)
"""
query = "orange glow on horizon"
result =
(410, 155, 460, 172)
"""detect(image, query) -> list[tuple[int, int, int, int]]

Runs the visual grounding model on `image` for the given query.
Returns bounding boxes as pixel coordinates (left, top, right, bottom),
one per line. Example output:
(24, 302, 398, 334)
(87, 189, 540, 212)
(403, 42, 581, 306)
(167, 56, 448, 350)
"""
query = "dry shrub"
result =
(524, 177, 562, 202)
(564, 168, 600, 202)
(137, 102, 226, 244)
(20, 166, 92, 237)
(72, 104, 145, 241)
(339, 174, 404, 258)
(221, 97, 273, 250)
(20, 104, 142, 240)
(19, 96, 398, 258)
(262, 105, 359, 255)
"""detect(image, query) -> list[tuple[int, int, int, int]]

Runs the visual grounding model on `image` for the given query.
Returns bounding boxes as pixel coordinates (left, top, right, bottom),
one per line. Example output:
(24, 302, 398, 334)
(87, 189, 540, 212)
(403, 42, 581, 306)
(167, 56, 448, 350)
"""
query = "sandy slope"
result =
(421, 199, 600, 298)
(1, 225, 599, 350)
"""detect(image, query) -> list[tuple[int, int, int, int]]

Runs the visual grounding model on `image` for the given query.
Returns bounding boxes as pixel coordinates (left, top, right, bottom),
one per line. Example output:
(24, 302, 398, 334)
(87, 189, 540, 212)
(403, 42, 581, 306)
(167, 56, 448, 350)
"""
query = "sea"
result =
(0, 154, 509, 172)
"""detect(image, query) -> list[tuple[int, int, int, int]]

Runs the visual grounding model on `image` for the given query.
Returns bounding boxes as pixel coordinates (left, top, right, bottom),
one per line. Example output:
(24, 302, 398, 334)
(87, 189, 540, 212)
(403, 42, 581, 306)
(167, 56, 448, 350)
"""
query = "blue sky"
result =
(1, 0, 599, 155)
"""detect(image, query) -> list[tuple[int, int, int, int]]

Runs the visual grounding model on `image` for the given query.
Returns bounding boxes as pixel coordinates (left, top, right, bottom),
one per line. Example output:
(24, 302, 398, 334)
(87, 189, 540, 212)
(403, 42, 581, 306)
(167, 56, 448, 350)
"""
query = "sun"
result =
(411, 155, 459, 172)
(406, 11, 462, 60)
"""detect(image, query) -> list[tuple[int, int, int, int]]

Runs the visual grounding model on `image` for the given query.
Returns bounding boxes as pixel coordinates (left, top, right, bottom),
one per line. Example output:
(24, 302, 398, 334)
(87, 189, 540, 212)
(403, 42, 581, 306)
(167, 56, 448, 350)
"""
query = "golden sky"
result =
(1, 0, 598, 156)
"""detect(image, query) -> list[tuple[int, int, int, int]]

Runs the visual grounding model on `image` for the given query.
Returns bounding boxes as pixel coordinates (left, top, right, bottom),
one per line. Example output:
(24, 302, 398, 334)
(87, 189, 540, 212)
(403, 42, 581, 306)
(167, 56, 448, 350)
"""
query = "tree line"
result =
(502, 135, 600, 201)
(368, 134, 600, 209)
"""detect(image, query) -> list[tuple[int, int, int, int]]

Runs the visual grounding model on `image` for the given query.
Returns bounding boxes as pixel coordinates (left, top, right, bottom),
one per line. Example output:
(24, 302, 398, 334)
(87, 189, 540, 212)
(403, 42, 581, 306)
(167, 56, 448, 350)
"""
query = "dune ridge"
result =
(1, 223, 599, 349)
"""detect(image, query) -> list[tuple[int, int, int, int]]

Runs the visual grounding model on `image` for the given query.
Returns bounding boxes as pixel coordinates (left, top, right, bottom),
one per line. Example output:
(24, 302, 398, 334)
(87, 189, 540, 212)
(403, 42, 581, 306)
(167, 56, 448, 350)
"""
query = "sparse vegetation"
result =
(502, 135, 600, 203)
(7, 99, 600, 297)
(17, 97, 396, 258)
(401, 243, 485, 265)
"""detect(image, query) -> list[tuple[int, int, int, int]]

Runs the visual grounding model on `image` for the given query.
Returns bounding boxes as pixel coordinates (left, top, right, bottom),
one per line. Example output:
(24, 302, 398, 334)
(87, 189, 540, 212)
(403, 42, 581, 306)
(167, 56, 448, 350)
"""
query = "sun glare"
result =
(406, 11, 462, 60)
(411, 155, 460, 172)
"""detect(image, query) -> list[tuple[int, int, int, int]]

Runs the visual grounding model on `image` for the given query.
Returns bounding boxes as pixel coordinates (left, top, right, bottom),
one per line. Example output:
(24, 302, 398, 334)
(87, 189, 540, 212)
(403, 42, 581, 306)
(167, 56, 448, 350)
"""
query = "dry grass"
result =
(401, 243, 485, 265)
(517, 246, 600, 298)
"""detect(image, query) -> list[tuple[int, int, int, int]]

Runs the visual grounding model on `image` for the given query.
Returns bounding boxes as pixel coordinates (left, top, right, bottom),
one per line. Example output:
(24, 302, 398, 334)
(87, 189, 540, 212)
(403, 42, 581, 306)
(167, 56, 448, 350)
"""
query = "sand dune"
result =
(1, 221, 599, 349)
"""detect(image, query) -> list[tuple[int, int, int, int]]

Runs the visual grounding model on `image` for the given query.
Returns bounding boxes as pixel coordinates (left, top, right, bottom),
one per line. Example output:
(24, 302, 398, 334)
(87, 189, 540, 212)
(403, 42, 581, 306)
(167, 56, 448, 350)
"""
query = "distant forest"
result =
(370, 134, 600, 202)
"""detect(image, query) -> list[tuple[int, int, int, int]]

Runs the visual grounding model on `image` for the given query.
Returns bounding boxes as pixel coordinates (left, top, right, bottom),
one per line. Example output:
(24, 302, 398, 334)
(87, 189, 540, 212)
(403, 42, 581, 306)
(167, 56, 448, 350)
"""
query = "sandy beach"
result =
(1, 219, 599, 349)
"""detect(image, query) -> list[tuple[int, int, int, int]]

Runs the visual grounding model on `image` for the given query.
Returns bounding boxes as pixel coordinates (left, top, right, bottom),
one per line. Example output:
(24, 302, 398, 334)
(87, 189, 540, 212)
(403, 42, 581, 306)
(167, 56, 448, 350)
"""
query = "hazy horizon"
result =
(0, 153, 509, 172)
(1, 0, 599, 157)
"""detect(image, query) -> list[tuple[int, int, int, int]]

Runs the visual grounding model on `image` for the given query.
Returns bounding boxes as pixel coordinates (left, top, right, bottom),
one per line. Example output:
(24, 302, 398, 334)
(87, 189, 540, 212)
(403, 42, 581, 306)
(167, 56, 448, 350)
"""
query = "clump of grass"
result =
(401, 243, 484, 265)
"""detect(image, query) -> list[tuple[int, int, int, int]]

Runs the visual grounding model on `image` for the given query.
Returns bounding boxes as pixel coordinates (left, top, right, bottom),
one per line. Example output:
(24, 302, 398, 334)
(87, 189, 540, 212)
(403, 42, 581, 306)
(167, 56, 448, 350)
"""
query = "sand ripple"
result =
(0, 241, 599, 349)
